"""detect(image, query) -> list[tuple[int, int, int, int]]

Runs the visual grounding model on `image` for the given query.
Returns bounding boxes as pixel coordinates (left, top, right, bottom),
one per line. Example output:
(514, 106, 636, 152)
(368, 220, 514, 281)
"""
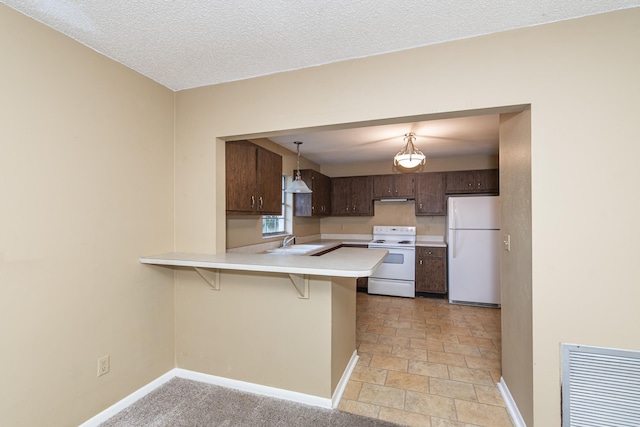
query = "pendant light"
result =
(285, 141, 313, 193)
(394, 132, 426, 169)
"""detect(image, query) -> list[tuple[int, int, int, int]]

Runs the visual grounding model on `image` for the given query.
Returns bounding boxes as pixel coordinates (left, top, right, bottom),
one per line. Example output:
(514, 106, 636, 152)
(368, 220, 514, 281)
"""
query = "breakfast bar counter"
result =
(140, 247, 388, 278)
(140, 247, 387, 408)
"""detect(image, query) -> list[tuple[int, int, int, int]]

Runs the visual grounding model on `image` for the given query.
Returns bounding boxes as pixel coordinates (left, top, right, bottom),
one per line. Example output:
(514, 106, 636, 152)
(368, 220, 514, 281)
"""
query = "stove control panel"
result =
(373, 226, 416, 235)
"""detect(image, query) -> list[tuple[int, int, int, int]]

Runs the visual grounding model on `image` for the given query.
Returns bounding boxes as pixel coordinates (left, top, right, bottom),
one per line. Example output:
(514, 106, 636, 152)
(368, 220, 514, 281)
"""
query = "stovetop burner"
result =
(369, 226, 417, 248)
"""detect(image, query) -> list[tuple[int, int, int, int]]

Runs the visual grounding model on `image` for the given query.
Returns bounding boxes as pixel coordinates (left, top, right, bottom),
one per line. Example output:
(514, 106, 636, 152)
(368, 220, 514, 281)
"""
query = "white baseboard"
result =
(175, 368, 333, 409)
(80, 361, 360, 426)
(498, 377, 526, 427)
(331, 350, 359, 408)
(78, 369, 177, 427)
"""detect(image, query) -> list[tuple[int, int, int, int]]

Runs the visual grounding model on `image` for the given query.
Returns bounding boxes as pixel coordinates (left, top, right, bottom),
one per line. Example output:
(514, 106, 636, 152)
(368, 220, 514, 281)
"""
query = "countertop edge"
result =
(139, 248, 388, 278)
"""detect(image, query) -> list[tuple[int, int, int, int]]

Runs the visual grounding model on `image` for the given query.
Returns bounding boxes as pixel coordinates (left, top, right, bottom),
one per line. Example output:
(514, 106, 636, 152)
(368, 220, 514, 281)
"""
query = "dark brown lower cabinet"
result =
(356, 277, 368, 292)
(415, 246, 447, 294)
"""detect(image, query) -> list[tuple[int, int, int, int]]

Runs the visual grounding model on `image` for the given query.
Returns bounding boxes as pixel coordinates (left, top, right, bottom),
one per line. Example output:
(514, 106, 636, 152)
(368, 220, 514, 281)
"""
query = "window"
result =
(262, 175, 287, 236)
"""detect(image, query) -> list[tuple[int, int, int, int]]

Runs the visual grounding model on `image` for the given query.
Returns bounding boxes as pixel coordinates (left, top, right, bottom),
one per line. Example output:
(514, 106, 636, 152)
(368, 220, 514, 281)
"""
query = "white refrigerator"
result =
(447, 196, 501, 307)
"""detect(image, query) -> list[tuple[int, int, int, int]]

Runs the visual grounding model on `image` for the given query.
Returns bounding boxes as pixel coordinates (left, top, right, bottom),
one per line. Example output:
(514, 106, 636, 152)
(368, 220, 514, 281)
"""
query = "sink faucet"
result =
(282, 235, 296, 247)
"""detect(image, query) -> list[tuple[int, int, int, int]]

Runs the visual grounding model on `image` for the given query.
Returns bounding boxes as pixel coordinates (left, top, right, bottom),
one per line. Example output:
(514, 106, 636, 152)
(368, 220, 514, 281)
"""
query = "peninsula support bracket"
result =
(194, 267, 220, 290)
(288, 274, 310, 299)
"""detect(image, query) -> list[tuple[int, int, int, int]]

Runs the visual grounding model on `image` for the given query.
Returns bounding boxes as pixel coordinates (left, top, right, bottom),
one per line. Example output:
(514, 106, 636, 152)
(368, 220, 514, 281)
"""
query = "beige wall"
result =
(499, 111, 533, 425)
(174, 271, 354, 398)
(1, 5, 175, 427)
(175, 8, 640, 426)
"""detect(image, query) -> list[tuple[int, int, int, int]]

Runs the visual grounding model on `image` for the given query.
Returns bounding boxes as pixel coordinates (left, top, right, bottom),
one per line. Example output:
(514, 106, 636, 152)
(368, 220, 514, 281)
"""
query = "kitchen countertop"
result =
(140, 247, 388, 277)
(416, 236, 447, 248)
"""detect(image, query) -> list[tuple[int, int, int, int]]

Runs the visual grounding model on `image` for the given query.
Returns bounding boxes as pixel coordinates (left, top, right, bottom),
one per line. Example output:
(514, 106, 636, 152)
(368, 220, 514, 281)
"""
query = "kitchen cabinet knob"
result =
(251, 195, 255, 208)
(259, 196, 263, 210)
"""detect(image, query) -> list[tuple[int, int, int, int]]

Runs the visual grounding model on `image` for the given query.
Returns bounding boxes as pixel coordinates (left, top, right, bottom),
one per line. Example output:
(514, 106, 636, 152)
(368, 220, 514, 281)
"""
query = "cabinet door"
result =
(317, 172, 332, 215)
(293, 170, 314, 217)
(445, 170, 476, 193)
(415, 246, 447, 294)
(415, 173, 445, 215)
(331, 177, 351, 215)
(226, 141, 258, 213)
(446, 169, 499, 194)
(394, 174, 415, 198)
(476, 169, 499, 193)
(256, 147, 282, 215)
(373, 175, 395, 198)
(349, 176, 373, 216)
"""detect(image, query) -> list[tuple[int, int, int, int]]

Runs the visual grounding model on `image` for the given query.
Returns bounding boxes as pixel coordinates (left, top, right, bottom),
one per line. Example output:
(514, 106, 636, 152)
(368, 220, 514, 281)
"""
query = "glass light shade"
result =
(394, 153, 426, 169)
(285, 175, 312, 193)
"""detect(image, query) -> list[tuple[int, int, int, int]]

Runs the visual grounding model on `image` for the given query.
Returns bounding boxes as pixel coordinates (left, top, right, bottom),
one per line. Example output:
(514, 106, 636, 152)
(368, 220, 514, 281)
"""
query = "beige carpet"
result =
(99, 377, 403, 426)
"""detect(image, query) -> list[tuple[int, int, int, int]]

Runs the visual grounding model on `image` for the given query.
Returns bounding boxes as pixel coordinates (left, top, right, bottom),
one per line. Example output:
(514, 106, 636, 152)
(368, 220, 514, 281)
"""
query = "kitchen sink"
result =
(264, 244, 327, 255)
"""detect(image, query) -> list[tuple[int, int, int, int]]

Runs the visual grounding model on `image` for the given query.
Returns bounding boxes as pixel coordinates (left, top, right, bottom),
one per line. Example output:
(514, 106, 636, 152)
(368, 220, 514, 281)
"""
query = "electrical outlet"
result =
(97, 355, 110, 377)
(503, 234, 511, 252)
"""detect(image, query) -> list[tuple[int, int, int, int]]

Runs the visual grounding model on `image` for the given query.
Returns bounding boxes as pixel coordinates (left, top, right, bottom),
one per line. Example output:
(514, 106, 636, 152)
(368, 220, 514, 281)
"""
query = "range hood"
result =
(378, 198, 409, 203)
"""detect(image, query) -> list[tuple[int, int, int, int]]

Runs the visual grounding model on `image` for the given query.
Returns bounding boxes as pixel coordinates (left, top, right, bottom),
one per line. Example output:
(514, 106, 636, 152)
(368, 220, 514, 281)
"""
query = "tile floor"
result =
(338, 293, 513, 427)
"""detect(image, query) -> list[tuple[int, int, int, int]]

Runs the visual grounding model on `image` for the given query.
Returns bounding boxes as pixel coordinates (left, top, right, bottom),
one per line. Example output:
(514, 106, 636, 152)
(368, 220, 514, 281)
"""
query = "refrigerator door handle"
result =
(452, 201, 458, 258)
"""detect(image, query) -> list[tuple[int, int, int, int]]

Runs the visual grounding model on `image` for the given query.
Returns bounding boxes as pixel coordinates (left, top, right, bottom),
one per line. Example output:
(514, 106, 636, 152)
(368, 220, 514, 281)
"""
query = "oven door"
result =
(369, 247, 415, 281)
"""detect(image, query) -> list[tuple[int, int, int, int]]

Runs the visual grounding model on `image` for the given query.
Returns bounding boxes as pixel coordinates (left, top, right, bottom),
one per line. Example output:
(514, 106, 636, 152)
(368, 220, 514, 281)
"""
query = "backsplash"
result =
(320, 200, 446, 237)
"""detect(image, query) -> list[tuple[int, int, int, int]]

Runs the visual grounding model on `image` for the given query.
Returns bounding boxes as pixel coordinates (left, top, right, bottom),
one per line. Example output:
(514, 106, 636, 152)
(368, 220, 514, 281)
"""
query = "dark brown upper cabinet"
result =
(331, 176, 373, 216)
(226, 140, 282, 215)
(445, 169, 499, 194)
(293, 169, 332, 217)
(372, 174, 415, 199)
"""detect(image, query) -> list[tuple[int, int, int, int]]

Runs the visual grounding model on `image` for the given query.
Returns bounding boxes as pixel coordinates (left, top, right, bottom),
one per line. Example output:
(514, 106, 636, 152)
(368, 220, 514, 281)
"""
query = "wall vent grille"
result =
(562, 344, 640, 427)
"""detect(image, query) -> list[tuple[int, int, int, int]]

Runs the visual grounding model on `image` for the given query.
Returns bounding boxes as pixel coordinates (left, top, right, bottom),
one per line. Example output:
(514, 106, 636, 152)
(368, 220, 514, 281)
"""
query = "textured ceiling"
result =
(3, 0, 639, 91)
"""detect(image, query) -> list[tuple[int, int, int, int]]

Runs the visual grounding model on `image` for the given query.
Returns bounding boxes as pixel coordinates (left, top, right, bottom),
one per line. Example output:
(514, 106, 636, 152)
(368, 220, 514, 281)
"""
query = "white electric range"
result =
(367, 226, 416, 298)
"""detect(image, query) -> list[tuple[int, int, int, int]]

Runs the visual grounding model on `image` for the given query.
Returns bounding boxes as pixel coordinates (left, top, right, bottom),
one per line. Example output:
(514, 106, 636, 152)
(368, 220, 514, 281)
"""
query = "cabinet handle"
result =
(468, 182, 473, 187)
(387, 186, 391, 194)
(477, 182, 481, 187)
(395, 188, 398, 194)
(419, 203, 423, 210)
(251, 195, 255, 209)
(427, 251, 432, 255)
(419, 259, 423, 265)
(353, 204, 356, 212)
(312, 206, 315, 211)
(346, 205, 349, 212)
(259, 196, 263, 210)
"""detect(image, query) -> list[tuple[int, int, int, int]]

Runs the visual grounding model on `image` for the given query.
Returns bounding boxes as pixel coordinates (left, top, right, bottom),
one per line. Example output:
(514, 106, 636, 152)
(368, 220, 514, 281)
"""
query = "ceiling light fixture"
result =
(394, 132, 426, 169)
(285, 141, 312, 193)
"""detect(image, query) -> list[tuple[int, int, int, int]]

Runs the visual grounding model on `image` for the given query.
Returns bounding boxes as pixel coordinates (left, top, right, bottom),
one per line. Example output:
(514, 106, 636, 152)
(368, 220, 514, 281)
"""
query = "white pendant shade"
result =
(286, 175, 312, 193)
(285, 141, 313, 193)
(394, 153, 426, 168)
